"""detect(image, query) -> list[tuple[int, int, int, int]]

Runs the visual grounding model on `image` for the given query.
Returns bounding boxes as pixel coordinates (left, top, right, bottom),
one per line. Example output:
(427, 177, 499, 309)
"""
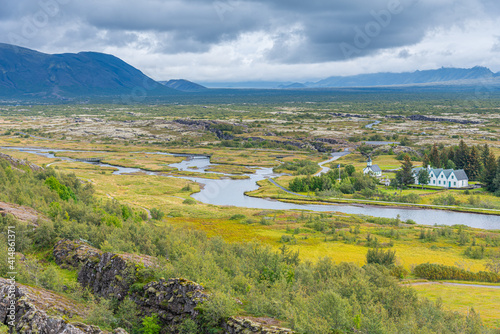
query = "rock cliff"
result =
(0, 277, 127, 334)
(0, 152, 44, 172)
(52, 239, 293, 334)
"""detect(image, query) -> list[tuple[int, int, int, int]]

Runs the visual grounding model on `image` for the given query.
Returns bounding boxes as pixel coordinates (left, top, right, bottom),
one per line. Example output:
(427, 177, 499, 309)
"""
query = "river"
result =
(2, 146, 499, 230)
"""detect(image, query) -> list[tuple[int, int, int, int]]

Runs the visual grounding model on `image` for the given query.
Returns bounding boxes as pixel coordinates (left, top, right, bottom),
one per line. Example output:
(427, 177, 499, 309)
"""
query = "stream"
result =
(2, 146, 499, 230)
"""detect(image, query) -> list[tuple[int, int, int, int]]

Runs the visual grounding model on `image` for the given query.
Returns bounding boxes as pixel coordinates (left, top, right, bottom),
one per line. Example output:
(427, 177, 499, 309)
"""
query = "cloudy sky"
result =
(1, 0, 500, 82)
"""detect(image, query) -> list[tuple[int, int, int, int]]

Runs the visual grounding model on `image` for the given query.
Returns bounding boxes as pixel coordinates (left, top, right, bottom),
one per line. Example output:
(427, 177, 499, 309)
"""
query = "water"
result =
(2, 146, 499, 230)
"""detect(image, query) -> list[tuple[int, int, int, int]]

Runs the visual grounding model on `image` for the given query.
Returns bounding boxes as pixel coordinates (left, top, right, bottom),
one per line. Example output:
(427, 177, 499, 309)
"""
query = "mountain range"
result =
(1, 43, 500, 99)
(201, 67, 500, 89)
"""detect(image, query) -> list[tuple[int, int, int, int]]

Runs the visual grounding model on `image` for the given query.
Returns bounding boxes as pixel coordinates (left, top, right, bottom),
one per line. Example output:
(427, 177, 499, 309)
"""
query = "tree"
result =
(445, 159, 456, 170)
(439, 148, 449, 168)
(481, 152, 497, 192)
(429, 144, 440, 167)
(481, 144, 491, 169)
(396, 155, 414, 187)
(455, 140, 469, 169)
(344, 164, 355, 176)
(357, 144, 374, 158)
(465, 146, 480, 181)
(417, 169, 430, 189)
(422, 153, 430, 168)
(485, 252, 500, 274)
(492, 157, 500, 194)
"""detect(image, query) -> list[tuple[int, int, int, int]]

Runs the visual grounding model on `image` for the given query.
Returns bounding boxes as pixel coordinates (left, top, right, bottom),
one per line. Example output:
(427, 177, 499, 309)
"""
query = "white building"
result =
(412, 166, 469, 188)
(363, 157, 382, 177)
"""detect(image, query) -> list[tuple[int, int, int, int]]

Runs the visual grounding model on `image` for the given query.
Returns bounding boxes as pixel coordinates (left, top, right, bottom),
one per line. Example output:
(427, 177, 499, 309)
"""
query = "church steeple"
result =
(367, 157, 372, 167)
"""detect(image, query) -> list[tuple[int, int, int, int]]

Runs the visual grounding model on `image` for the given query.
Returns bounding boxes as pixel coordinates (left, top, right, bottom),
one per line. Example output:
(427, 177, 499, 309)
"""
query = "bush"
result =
(183, 198, 197, 205)
(197, 290, 238, 332)
(366, 248, 396, 267)
(141, 314, 161, 334)
(85, 298, 116, 330)
(150, 208, 165, 220)
(413, 263, 500, 283)
(229, 214, 246, 220)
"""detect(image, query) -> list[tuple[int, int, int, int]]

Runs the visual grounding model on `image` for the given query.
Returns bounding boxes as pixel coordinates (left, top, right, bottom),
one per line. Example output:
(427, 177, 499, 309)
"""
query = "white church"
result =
(412, 166, 469, 188)
(363, 157, 382, 177)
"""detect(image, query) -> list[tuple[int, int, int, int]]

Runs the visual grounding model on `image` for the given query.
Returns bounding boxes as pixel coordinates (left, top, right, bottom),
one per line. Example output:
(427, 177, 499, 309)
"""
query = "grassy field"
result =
(2, 103, 500, 329)
(412, 283, 500, 328)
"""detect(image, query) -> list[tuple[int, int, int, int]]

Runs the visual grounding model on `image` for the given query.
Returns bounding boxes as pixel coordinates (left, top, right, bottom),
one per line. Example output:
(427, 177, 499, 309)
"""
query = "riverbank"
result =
(248, 178, 500, 218)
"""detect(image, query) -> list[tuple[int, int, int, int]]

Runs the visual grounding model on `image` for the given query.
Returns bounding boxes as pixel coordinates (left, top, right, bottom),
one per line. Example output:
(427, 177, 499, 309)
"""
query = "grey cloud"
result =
(0, 0, 500, 65)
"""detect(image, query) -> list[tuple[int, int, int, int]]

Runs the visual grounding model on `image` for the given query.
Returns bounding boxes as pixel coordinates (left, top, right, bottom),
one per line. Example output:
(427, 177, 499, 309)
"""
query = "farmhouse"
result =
(412, 166, 469, 188)
(363, 157, 382, 177)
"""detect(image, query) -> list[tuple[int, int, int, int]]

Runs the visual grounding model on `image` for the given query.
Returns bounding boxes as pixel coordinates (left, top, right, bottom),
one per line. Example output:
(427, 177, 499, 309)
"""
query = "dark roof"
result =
(368, 165, 382, 173)
(453, 169, 468, 181)
(412, 167, 468, 180)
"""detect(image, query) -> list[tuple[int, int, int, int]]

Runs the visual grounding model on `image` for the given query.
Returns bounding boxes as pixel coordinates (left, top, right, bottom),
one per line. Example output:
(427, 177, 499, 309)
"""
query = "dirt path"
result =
(406, 282, 500, 289)
(314, 149, 351, 176)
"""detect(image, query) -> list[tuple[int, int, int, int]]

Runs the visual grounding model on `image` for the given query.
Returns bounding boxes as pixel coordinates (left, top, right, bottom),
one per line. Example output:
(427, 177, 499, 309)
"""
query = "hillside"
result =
(202, 67, 500, 89)
(0, 43, 177, 98)
(160, 79, 207, 92)
(310, 66, 499, 88)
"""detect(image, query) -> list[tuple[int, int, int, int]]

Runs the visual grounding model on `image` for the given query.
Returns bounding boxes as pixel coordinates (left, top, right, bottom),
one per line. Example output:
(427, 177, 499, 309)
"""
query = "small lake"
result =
(2, 146, 499, 230)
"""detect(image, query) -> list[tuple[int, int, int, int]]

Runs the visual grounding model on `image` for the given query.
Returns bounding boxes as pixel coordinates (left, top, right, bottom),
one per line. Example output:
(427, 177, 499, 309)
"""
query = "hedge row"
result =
(413, 263, 500, 283)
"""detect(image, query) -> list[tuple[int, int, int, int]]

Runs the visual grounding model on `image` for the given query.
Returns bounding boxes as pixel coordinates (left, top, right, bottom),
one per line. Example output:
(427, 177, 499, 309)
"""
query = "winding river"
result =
(2, 146, 499, 230)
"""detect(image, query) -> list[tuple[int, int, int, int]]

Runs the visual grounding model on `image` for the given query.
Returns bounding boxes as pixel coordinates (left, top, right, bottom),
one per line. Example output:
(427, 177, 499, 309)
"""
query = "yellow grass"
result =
(412, 284, 500, 328)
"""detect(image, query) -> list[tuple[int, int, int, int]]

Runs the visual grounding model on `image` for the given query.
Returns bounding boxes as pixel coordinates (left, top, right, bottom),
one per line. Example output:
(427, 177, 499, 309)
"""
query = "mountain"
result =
(278, 82, 307, 89)
(160, 79, 207, 92)
(202, 67, 500, 89)
(310, 66, 499, 88)
(0, 43, 177, 98)
(200, 81, 297, 89)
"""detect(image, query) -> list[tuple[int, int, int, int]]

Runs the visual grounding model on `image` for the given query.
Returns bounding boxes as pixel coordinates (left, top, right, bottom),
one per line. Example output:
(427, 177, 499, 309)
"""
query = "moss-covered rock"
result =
(0, 277, 127, 334)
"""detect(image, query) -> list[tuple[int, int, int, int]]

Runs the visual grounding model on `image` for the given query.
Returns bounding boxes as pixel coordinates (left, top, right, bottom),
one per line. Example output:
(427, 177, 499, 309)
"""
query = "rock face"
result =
(52, 240, 293, 334)
(0, 277, 127, 334)
(78, 252, 140, 301)
(0, 152, 44, 172)
(0, 200, 48, 226)
(132, 278, 207, 332)
(223, 317, 295, 334)
(54, 239, 103, 269)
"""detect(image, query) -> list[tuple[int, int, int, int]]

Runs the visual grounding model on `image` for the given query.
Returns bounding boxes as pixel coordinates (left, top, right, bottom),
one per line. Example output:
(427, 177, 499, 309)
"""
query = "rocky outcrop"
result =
(0, 201, 48, 226)
(0, 152, 44, 172)
(223, 317, 294, 334)
(53, 239, 103, 269)
(0, 277, 127, 334)
(330, 112, 368, 118)
(132, 278, 207, 332)
(385, 114, 480, 124)
(78, 252, 141, 301)
(52, 240, 293, 334)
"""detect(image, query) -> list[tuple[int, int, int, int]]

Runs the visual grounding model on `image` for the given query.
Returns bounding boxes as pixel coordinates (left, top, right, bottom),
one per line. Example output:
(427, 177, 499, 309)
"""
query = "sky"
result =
(1, 0, 500, 82)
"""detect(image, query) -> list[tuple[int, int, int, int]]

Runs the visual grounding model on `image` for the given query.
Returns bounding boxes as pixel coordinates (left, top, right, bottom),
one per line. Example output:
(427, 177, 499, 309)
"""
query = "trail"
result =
(406, 282, 500, 289)
(314, 149, 351, 176)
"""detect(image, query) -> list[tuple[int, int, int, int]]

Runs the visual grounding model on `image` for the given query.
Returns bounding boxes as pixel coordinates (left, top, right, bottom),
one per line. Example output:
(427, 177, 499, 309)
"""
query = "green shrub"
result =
(150, 208, 165, 220)
(229, 214, 246, 220)
(413, 263, 500, 283)
(366, 248, 396, 266)
(183, 198, 197, 205)
(197, 290, 238, 332)
(141, 314, 161, 334)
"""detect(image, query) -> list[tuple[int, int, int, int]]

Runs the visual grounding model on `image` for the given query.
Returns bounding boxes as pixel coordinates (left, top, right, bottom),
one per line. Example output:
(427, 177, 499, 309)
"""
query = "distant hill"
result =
(278, 82, 307, 89)
(203, 67, 500, 89)
(160, 79, 207, 92)
(310, 66, 499, 88)
(0, 43, 177, 98)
